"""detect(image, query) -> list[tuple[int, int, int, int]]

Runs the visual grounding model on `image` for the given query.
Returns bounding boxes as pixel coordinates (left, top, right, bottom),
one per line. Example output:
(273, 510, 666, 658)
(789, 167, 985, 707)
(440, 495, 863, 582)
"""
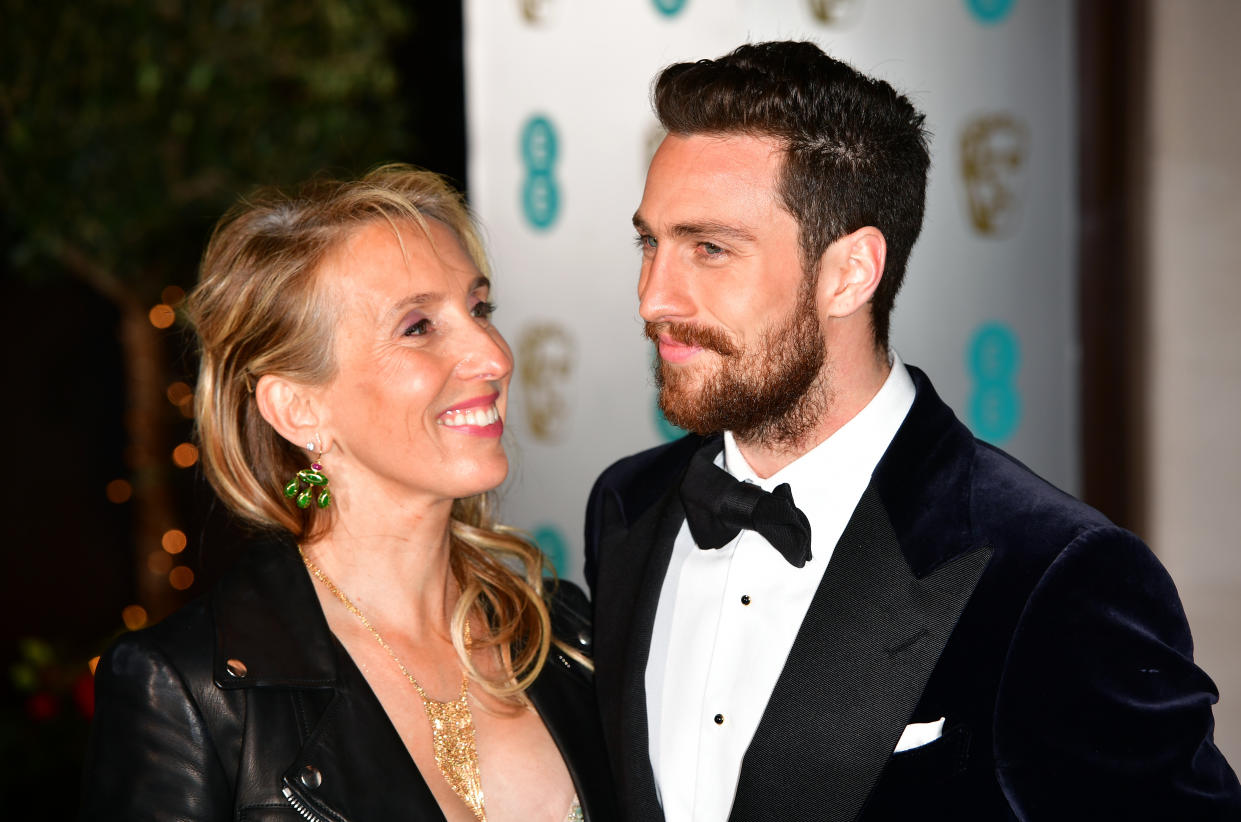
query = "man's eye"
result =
(701, 242, 724, 256)
(403, 318, 431, 336)
(471, 300, 496, 319)
(635, 234, 657, 250)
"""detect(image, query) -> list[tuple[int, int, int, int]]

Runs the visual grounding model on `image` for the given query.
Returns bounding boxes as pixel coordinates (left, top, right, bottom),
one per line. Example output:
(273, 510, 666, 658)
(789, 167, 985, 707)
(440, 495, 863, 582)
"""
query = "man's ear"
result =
(819, 226, 887, 319)
(254, 374, 323, 450)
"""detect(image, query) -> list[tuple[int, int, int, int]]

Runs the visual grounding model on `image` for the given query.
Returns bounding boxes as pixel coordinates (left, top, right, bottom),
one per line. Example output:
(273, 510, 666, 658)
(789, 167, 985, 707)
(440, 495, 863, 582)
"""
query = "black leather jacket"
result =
(80, 539, 617, 821)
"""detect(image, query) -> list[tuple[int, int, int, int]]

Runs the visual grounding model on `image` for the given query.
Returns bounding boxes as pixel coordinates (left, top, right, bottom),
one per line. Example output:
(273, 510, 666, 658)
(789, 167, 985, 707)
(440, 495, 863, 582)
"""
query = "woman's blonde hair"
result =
(186, 164, 566, 698)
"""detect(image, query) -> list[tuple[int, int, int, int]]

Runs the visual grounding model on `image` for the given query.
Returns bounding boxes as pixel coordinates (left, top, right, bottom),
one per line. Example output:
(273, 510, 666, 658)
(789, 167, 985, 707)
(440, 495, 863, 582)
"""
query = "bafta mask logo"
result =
(960, 113, 1030, 237)
(518, 323, 575, 443)
(807, 0, 863, 26)
(519, 0, 556, 25)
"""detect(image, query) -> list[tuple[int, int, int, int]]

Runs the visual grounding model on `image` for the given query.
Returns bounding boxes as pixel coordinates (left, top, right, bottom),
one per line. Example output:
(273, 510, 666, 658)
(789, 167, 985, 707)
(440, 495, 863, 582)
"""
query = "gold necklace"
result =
(299, 547, 487, 821)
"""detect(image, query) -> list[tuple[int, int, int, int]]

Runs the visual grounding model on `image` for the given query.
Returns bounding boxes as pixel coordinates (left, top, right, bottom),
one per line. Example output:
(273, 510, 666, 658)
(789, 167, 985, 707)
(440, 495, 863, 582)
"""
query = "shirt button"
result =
(714, 714, 725, 725)
(740, 594, 751, 605)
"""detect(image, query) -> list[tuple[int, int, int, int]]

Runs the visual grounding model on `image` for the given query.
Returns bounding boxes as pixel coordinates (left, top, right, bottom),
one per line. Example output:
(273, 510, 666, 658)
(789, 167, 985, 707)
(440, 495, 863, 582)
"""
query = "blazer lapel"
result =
(594, 482, 686, 822)
(730, 486, 991, 822)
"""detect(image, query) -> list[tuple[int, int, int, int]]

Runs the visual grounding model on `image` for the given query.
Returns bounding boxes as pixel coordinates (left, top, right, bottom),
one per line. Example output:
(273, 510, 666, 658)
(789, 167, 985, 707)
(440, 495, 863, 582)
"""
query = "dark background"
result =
(1, 2, 465, 811)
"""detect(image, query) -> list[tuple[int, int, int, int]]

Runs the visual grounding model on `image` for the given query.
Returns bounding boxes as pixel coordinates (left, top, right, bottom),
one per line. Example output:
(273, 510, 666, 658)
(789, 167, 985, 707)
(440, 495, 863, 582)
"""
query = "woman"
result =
(80, 166, 615, 821)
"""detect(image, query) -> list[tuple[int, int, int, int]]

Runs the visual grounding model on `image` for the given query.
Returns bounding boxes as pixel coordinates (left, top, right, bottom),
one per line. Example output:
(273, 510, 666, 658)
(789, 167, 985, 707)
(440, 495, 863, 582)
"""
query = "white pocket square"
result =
(893, 717, 945, 753)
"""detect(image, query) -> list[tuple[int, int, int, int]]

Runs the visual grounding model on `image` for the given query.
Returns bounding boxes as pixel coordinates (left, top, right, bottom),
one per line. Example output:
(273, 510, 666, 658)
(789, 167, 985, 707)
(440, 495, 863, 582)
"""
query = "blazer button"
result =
(225, 658, 248, 678)
(300, 765, 323, 790)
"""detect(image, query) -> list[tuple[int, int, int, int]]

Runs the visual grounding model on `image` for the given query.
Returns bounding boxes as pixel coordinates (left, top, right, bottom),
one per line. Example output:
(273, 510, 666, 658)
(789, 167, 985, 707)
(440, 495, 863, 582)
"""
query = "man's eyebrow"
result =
(630, 213, 757, 244)
(670, 221, 758, 243)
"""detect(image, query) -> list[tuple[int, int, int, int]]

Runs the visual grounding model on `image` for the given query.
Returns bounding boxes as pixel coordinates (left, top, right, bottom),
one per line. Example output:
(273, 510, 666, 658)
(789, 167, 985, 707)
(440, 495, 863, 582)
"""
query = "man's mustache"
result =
(644, 322, 739, 357)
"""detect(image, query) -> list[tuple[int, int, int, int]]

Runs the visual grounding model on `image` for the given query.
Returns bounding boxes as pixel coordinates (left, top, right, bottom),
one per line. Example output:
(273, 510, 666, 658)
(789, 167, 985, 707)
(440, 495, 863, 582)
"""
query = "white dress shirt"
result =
(645, 355, 916, 822)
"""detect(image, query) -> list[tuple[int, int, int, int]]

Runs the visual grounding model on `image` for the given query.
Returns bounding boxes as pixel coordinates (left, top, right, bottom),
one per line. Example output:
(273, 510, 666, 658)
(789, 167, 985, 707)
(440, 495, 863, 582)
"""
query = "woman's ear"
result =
(819, 226, 887, 319)
(254, 374, 321, 449)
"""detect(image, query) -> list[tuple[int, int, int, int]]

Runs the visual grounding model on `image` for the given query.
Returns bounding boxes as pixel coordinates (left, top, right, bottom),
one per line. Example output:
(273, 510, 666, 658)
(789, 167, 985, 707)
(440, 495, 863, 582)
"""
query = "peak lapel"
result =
(593, 483, 685, 822)
(730, 487, 991, 822)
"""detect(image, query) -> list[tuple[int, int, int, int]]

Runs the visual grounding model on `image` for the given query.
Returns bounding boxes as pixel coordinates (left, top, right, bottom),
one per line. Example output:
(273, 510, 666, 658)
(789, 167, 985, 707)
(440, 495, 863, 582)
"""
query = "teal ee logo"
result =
(965, 0, 1014, 25)
(966, 322, 1021, 444)
(652, 0, 688, 17)
(654, 391, 687, 443)
(532, 523, 569, 576)
(520, 115, 560, 230)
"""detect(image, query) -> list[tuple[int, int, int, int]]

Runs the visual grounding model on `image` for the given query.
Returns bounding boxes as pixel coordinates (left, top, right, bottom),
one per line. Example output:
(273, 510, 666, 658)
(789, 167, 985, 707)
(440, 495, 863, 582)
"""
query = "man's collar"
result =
(722, 351, 916, 495)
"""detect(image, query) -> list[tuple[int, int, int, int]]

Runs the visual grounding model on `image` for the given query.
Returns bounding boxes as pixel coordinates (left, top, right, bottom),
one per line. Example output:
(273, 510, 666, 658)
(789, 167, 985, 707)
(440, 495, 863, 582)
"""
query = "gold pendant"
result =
(424, 685, 486, 821)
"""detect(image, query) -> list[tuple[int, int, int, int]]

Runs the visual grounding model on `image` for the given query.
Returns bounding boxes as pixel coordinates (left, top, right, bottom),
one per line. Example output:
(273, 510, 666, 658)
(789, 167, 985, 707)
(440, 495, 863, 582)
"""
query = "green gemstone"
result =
(296, 488, 312, 509)
(298, 469, 328, 486)
(317, 488, 332, 508)
(284, 480, 299, 498)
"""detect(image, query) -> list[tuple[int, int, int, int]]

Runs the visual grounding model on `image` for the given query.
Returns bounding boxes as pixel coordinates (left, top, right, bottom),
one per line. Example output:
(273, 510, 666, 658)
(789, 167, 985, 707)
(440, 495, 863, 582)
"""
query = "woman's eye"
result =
(471, 300, 496, 320)
(403, 317, 432, 337)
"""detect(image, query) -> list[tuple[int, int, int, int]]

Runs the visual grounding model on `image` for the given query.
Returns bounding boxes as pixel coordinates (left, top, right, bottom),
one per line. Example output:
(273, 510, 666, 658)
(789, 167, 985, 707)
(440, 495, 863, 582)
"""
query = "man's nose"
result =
(638, 251, 693, 323)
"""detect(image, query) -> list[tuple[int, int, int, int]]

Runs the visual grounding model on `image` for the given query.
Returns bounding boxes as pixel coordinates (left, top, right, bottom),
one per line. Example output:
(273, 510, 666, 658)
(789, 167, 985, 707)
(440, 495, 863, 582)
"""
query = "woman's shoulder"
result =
(98, 537, 305, 689)
(100, 594, 215, 689)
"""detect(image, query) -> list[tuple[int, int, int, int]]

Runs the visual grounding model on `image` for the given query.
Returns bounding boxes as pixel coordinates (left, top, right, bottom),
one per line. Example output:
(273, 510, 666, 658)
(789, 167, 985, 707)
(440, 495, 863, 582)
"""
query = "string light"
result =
(161, 285, 186, 306)
(147, 551, 172, 574)
(172, 443, 199, 468)
(148, 304, 175, 329)
(105, 479, 132, 503)
(169, 566, 195, 591)
(121, 605, 148, 631)
(161, 529, 187, 554)
(166, 381, 193, 406)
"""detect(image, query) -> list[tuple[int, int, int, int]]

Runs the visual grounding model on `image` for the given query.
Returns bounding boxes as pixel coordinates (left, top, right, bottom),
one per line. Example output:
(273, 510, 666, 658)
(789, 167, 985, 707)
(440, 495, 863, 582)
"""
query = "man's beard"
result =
(647, 279, 830, 449)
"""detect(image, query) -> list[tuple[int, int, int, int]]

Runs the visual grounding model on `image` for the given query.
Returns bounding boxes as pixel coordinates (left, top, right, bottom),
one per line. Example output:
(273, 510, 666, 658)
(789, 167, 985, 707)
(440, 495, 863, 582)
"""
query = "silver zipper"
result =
(282, 784, 332, 822)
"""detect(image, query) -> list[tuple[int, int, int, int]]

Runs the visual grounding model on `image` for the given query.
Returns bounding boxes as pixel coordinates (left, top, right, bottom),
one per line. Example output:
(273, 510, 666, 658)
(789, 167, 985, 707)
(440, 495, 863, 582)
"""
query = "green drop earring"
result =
(284, 437, 332, 509)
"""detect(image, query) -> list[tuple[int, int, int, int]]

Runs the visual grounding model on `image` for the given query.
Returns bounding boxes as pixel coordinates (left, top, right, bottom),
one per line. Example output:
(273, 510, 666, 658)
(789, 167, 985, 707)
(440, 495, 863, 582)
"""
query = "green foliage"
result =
(1, 0, 413, 298)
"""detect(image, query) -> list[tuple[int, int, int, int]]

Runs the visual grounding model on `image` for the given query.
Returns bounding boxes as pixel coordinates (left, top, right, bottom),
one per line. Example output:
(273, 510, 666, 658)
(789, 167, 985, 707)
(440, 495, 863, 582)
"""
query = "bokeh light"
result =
(148, 304, 176, 329)
(121, 605, 148, 631)
(169, 566, 195, 590)
(166, 381, 193, 406)
(172, 442, 199, 468)
(105, 479, 132, 504)
(88, 656, 100, 676)
(161, 529, 187, 554)
(147, 551, 173, 574)
(161, 285, 186, 306)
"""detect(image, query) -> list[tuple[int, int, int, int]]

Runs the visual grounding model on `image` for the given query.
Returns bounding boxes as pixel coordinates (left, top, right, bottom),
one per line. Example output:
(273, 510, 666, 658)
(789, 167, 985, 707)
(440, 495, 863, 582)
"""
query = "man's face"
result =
(634, 133, 828, 445)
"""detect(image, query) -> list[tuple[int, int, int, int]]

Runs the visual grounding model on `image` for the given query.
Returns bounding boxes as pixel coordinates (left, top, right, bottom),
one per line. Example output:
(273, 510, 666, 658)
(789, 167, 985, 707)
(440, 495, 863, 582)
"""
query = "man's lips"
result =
(658, 335, 704, 364)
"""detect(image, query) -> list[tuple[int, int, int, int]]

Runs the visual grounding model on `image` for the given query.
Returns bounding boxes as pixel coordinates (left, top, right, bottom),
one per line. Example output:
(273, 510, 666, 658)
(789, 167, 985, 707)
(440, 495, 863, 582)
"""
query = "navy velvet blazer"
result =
(584, 365, 1241, 821)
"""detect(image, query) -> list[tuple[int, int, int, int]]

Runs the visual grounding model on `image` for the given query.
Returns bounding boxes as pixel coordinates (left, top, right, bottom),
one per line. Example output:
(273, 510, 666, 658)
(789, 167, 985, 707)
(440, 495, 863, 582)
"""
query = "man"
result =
(585, 41, 1241, 821)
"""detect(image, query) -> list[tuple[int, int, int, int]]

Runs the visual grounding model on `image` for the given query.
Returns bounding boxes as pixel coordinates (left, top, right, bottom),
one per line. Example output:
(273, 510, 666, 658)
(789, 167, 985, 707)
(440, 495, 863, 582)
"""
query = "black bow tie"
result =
(679, 442, 813, 568)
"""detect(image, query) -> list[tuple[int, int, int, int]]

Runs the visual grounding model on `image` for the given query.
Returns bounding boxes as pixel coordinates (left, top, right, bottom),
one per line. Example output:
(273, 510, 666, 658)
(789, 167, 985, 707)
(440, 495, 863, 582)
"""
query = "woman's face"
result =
(314, 218, 512, 507)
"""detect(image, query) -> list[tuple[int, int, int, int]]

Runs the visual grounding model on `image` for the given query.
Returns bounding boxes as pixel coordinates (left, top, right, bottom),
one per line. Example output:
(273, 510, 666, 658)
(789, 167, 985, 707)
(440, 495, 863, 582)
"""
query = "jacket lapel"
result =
(593, 480, 687, 822)
(280, 655, 442, 820)
(529, 650, 620, 822)
(730, 486, 991, 821)
(728, 368, 993, 821)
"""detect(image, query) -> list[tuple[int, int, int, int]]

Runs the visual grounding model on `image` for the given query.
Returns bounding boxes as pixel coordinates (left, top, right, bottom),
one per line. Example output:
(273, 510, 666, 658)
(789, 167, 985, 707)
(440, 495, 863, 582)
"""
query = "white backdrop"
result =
(464, 0, 1077, 585)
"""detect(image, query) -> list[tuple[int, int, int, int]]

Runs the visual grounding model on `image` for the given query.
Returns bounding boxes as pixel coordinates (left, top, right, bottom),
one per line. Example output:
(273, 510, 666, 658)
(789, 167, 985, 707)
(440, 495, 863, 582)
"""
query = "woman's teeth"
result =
(437, 403, 500, 427)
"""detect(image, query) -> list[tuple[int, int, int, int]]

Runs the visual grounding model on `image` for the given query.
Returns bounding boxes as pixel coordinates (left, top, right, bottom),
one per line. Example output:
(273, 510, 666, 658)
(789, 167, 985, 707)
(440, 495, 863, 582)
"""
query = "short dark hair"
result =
(653, 41, 931, 350)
